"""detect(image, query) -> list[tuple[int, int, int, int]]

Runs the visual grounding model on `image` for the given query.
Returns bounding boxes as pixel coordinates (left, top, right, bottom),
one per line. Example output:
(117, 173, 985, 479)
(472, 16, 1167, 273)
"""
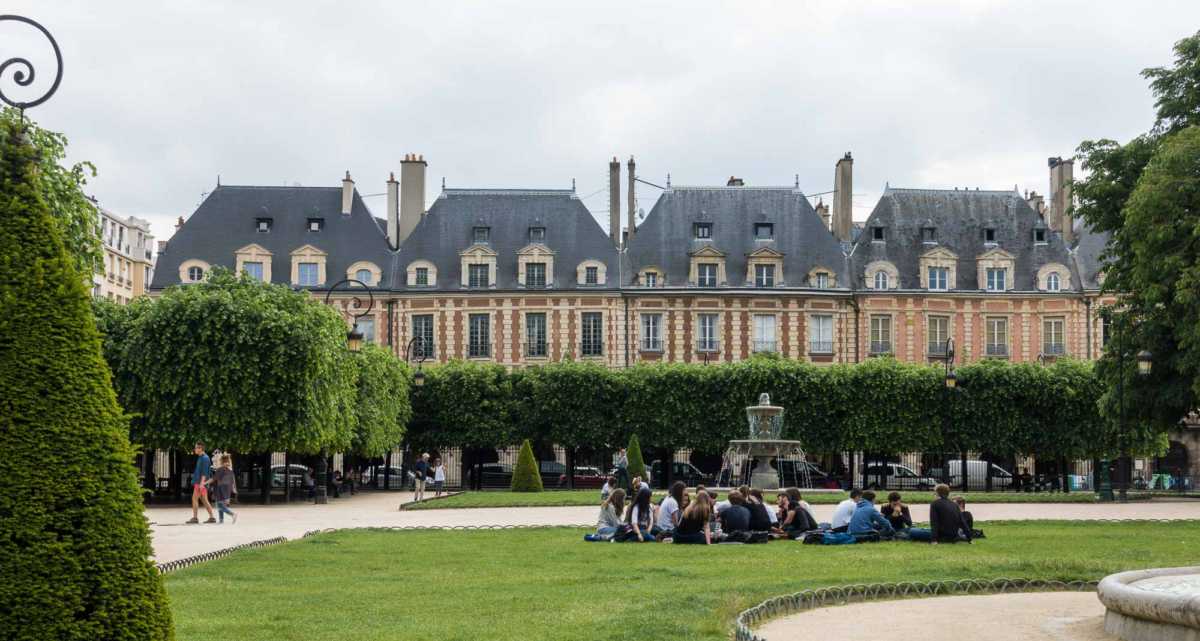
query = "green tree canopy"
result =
(116, 269, 357, 453)
(351, 343, 412, 457)
(0, 119, 173, 640)
(0, 108, 100, 277)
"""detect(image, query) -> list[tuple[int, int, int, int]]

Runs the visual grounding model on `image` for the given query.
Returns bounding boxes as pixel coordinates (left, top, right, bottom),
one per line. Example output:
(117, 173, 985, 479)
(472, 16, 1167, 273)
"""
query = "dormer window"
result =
(984, 228, 997, 244)
(308, 218, 324, 232)
(644, 272, 658, 287)
(814, 272, 830, 289)
(872, 226, 885, 241)
(473, 226, 490, 244)
(754, 223, 774, 240)
(1034, 228, 1047, 244)
(922, 227, 937, 243)
(694, 223, 712, 239)
(528, 226, 545, 242)
(256, 217, 272, 233)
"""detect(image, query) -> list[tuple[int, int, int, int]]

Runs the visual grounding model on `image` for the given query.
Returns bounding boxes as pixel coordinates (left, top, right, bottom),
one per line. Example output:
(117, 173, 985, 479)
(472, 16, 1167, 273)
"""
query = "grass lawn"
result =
(404, 488, 1101, 510)
(166, 520, 1199, 641)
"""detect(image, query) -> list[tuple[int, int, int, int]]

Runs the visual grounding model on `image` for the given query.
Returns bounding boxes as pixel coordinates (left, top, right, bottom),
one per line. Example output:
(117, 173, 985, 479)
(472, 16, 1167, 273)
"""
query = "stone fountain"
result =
(720, 393, 811, 490)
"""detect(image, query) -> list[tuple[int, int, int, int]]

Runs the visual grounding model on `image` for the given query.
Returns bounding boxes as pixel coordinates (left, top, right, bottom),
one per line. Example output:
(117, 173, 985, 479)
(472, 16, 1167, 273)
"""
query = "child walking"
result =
(432, 458, 446, 497)
(213, 454, 238, 524)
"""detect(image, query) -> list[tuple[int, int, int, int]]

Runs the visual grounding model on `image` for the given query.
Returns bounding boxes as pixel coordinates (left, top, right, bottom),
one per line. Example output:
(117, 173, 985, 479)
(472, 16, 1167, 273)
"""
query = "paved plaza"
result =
(147, 492, 1200, 562)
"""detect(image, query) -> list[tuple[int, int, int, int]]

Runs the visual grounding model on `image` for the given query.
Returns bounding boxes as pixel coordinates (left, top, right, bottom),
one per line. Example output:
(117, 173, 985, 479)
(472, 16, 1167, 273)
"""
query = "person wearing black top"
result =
(929, 484, 971, 544)
(673, 492, 712, 544)
(746, 490, 773, 531)
(718, 490, 752, 534)
(954, 496, 976, 535)
(881, 492, 912, 531)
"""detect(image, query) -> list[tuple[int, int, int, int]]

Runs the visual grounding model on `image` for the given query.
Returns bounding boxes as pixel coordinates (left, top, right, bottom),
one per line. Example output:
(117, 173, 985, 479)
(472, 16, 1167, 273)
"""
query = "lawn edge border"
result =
(397, 491, 465, 510)
(155, 536, 288, 574)
(734, 578, 1100, 641)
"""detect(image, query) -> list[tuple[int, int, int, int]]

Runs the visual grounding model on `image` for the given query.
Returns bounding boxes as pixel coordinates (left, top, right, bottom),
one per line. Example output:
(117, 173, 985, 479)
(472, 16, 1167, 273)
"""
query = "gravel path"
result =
(754, 592, 1113, 641)
(147, 493, 1200, 562)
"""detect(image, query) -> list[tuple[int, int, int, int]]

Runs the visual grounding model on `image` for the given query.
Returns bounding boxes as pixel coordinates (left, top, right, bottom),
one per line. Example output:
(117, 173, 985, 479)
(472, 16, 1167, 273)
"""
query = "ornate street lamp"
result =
(314, 278, 375, 505)
(942, 337, 956, 388)
(324, 278, 375, 352)
(0, 15, 63, 118)
(1137, 350, 1153, 376)
(406, 336, 429, 386)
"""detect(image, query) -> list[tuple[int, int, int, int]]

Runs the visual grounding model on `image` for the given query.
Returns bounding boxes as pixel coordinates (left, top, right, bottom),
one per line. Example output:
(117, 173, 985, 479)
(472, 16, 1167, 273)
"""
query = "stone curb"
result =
(734, 578, 1100, 641)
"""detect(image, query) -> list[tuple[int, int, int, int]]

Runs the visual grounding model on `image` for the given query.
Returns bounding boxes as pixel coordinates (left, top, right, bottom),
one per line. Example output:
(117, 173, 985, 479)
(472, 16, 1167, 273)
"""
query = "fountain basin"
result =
(1097, 566, 1200, 641)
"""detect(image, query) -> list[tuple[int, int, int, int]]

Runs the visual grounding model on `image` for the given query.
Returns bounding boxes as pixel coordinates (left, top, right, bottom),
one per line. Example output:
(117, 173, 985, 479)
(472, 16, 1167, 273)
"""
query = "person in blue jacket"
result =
(847, 490, 894, 538)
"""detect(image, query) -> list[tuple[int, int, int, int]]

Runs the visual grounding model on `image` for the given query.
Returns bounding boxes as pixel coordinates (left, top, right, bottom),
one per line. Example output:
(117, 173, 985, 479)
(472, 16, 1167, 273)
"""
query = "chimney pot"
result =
(832, 152, 854, 241)
(397, 154, 427, 245)
(341, 172, 354, 216)
(609, 157, 621, 247)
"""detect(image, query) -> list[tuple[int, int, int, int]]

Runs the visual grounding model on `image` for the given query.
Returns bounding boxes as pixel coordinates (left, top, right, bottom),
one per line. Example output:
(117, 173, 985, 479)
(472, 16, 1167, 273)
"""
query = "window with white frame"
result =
(874, 271, 889, 290)
(1047, 272, 1060, 292)
(928, 267, 948, 290)
(298, 262, 319, 286)
(1043, 317, 1065, 355)
(986, 317, 1008, 356)
(187, 266, 205, 282)
(468, 264, 489, 288)
(986, 267, 1007, 292)
(525, 313, 548, 357)
(809, 315, 833, 354)
(354, 318, 375, 343)
(753, 314, 776, 353)
(814, 272, 830, 289)
(525, 262, 547, 288)
(581, 312, 603, 357)
(870, 315, 892, 354)
(698, 263, 718, 287)
(415, 267, 429, 286)
(412, 314, 435, 358)
(585, 266, 598, 285)
(697, 313, 718, 352)
(355, 268, 372, 285)
(244, 261, 264, 281)
(644, 272, 658, 287)
(928, 316, 949, 355)
(468, 314, 490, 358)
(640, 314, 663, 351)
(755, 264, 775, 287)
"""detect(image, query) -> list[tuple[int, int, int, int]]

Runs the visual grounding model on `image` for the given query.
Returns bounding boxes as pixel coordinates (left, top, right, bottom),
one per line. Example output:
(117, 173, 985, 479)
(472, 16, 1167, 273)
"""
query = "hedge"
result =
(0, 119, 174, 640)
(409, 355, 1154, 460)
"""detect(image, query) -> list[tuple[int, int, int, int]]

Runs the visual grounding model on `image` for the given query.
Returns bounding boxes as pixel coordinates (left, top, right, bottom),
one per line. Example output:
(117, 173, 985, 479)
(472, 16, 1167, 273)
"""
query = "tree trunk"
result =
(259, 452, 271, 505)
(566, 446, 576, 490)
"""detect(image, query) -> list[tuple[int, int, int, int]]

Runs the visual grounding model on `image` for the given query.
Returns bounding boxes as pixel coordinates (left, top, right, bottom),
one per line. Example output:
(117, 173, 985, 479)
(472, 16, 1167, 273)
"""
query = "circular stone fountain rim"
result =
(1097, 566, 1200, 631)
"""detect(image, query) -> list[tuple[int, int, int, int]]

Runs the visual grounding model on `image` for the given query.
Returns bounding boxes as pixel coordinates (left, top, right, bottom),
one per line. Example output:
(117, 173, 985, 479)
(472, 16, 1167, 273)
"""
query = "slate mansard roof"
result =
(625, 186, 847, 288)
(151, 185, 395, 290)
(1072, 221, 1109, 291)
(397, 189, 620, 291)
(850, 188, 1079, 291)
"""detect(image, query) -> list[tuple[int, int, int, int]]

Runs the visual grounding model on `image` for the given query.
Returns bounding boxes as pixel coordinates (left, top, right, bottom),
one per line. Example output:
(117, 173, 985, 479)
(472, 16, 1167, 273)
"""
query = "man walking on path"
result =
(413, 453, 430, 502)
(614, 449, 629, 491)
(187, 441, 215, 524)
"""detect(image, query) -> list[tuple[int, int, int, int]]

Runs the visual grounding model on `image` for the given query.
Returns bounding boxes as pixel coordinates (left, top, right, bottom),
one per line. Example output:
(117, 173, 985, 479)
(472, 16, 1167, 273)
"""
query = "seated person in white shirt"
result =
(652, 481, 686, 539)
(830, 488, 864, 533)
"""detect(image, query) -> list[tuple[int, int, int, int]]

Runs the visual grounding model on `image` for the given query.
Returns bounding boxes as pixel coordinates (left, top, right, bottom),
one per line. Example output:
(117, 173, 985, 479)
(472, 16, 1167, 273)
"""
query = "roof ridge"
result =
(670, 186, 802, 192)
(216, 184, 342, 191)
(441, 188, 575, 197)
(884, 187, 1021, 196)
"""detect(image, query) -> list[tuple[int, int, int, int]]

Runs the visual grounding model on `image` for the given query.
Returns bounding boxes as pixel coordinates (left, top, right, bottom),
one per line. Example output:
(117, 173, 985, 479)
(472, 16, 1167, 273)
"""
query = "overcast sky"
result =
(5, 1, 1199, 243)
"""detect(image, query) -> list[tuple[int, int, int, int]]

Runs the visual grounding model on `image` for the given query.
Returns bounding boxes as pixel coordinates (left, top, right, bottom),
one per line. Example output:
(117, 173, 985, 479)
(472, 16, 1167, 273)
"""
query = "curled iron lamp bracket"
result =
(323, 278, 375, 325)
(0, 15, 63, 115)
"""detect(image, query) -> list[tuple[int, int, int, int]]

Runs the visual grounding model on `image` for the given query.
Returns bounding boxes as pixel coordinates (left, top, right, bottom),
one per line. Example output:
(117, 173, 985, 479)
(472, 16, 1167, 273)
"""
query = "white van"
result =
(946, 460, 1013, 490)
(862, 462, 938, 490)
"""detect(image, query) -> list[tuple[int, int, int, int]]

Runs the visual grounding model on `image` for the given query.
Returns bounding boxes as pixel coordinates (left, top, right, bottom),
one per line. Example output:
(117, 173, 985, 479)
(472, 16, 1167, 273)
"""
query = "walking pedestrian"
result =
(413, 453, 430, 501)
(614, 448, 629, 490)
(432, 457, 446, 497)
(186, 441, 216, 524)
(212, 454, 238, 524)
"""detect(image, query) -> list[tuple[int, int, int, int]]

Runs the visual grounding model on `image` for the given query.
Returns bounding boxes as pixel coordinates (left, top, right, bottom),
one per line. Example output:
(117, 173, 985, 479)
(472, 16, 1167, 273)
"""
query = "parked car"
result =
(557, 466, 606, 488)
(648, 460, 709, 487)
(945, 460, 1014, 490)
(362, 465, 408, 489)
(777, 460, 839, 489)
(477, 461, 564, 488)
(270, 464, 312, 489)
(862, 462, 937, 490)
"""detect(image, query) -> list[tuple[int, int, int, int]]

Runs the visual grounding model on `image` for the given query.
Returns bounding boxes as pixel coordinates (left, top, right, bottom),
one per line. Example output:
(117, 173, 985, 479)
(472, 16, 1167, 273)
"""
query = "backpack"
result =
(802, 530, 826, 545)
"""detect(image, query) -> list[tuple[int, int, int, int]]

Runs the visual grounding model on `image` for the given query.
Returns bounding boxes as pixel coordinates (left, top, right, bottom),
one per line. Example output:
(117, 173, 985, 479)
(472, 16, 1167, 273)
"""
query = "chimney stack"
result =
(727, 176, 744, 187)
(386, 172, 400, 249)
(626, 156, 637, 245)
(1048, 157, 1075, 245)
(608, 157, 621, 247)
(398, 154, 427, 245)
(341, 171, 355, 216)
(832, 152, 853, 241)
(1026, 190, 1046, 218)
(815, 199, 831, 231)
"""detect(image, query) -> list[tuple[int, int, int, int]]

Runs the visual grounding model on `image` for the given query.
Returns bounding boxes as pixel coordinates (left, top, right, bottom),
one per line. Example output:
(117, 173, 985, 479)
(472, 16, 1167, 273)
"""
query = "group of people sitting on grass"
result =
(588, 477, 978, 545)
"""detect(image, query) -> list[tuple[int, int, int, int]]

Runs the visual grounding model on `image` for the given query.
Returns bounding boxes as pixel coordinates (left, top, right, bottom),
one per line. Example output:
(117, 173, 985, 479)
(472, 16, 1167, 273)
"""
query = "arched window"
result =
(874, 271, 889, 290)
(1047, 272, 1060, 292)
(187, 266, 204, 282)
(355, 268, 372, 285)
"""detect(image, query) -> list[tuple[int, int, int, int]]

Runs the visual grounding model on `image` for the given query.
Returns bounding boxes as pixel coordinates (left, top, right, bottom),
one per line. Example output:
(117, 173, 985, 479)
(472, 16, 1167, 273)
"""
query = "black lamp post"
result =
(939, 337, 956, 486)
(406, 336, 429, 386)
(316, 278, 375, 504)
(0, 15, 64, 119)
(1112, 313, 1152, 503)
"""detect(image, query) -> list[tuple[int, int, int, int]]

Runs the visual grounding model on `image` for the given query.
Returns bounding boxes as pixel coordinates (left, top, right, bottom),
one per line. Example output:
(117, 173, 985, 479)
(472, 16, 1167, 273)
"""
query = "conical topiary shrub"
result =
(627, 433, 646, 489)
(511, 439, 544, 492)
(0, 120, 174, 640)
